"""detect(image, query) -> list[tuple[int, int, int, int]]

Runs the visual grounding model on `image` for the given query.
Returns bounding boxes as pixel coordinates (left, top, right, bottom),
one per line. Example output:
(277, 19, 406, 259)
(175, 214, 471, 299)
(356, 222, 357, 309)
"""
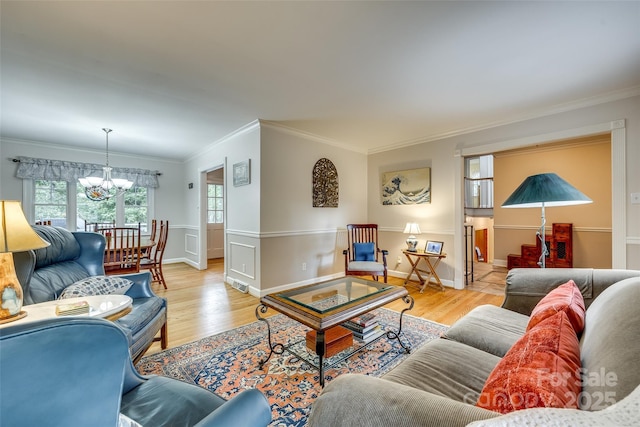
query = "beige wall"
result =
(494, 135, 612, 268)
(257, 124, 368, 292)
(367, 140, 458, 286)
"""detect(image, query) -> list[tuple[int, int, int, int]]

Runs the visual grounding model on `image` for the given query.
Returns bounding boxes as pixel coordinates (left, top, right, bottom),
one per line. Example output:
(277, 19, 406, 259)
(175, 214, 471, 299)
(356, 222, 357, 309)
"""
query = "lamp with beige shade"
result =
(0, 201, 50, 323)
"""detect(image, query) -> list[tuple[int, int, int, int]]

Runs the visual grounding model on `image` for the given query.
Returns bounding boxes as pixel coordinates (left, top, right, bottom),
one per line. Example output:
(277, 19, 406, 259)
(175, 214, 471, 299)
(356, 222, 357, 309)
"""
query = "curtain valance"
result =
(14, 156, 160, 188)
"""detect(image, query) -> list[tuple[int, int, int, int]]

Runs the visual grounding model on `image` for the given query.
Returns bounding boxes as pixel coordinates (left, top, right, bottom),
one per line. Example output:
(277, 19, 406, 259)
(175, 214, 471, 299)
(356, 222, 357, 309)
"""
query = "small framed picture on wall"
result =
(233, 160, 251, 186)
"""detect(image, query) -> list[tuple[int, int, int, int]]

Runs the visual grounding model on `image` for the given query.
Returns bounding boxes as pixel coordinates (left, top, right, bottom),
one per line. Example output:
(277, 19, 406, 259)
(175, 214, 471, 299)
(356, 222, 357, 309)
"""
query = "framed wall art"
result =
(312, 158, 339, 207)
(425, 240, 444, 255)
(381, 167, 431, 205)
(233, 160, 251, 187)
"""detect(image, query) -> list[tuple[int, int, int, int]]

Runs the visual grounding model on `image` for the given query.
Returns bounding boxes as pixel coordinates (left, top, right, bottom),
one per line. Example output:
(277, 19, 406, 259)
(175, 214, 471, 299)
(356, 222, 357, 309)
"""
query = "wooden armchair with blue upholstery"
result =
(343, 224, 388, 283)
(0, 317, 271, 427)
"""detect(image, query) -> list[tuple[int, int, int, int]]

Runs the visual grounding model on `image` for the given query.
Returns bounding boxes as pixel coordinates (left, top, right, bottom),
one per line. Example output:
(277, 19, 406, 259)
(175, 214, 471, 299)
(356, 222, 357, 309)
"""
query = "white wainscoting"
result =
(228, 241, 256, 280)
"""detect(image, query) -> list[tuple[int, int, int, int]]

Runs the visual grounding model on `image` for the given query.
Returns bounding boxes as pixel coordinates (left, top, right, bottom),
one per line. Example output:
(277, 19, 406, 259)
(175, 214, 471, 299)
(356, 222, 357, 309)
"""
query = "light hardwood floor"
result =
(144, 259, 506, 357)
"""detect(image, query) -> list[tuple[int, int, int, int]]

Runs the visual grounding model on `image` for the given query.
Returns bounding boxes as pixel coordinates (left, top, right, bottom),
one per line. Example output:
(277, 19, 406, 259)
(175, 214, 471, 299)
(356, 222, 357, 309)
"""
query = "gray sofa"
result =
(15, 226, 167, 362)
(309, 268, 640, 426)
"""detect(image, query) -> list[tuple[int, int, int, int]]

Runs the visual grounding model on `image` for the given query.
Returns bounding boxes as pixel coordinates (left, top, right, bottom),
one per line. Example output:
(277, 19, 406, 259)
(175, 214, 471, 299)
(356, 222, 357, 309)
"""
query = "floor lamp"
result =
(501, 173, 592, 268)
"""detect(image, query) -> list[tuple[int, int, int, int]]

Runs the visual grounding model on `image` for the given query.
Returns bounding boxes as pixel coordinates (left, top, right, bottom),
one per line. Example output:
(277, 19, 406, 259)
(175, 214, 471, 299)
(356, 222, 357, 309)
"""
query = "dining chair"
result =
(343, 224, 388, 283)
(85, 220, 116, 232)
(141, 219, 157, 260)
(141, 220, 168, 289)
(99, 225, 142, 275)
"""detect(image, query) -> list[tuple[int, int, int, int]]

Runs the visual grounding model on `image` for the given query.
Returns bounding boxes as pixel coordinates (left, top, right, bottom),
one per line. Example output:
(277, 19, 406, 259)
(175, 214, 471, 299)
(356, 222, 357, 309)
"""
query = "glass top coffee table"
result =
(256, 276, 414, 386)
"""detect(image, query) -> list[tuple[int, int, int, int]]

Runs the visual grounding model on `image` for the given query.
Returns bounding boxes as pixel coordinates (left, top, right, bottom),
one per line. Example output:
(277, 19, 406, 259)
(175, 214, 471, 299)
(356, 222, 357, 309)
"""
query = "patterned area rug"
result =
(137, 308, 447, 427)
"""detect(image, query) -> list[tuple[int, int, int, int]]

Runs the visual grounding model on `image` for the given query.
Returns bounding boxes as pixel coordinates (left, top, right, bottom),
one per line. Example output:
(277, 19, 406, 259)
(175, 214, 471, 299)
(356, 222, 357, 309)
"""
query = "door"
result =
(206, 172, 225, 259)
(475, 228, 488, 262)
(207, 222, 224, 259)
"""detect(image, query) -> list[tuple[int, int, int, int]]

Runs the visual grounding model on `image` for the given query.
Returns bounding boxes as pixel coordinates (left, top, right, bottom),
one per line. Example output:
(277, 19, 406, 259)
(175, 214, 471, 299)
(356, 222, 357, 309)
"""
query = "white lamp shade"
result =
(1, 201, 50, 252)
(80, 176, 106, 187)
(403, 222, 421, 235)
(112, 179, 133, 190)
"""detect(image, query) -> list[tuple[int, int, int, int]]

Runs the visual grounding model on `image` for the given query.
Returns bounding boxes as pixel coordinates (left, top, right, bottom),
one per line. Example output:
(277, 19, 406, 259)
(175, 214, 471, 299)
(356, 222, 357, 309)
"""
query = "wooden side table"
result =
(402, 250, 446, 292)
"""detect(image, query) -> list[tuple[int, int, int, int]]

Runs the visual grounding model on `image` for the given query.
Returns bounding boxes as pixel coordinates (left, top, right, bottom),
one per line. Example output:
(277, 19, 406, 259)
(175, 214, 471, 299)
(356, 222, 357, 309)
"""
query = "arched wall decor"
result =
(312, 158, 339, 207)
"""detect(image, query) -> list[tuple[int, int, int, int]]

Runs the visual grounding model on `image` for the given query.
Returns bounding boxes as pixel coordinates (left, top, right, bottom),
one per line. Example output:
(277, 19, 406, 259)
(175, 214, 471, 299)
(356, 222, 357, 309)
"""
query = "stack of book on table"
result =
(55, 300, 90, 316)
(342, 312, 385, 343)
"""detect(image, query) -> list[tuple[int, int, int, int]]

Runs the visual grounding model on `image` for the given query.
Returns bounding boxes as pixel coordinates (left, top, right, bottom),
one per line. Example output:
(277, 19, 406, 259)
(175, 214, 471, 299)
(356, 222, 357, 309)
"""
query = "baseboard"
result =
(164, 257, 199, 269)
(493, 259, 508, 268)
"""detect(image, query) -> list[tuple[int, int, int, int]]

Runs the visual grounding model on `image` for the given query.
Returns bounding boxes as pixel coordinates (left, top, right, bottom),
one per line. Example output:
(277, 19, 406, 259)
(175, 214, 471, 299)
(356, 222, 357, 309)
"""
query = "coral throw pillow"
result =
(477, 311, 582, 414)
(527, 280, 585, 334)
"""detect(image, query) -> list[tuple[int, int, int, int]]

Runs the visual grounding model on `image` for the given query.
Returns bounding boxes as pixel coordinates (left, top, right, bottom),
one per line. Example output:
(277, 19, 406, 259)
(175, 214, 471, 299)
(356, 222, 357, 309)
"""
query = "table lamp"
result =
(501, 173, 592, 268)
(0, 200, 50, 323)
(403, 222, 422, 252)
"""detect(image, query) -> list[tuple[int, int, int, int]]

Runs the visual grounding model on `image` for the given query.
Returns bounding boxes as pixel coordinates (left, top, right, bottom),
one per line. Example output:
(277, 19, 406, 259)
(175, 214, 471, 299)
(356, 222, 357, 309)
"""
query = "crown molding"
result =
(184, 120, 261, 162)
(0, 136, 182, 164)
(259, 120, 368, 154)
(369, 86, 640, 155)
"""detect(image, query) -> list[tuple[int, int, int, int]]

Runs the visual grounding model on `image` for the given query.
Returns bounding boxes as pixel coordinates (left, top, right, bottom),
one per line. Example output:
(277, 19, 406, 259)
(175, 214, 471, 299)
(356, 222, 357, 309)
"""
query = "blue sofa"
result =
(15, 225, 167, 361)
(0, 317, 271, 427)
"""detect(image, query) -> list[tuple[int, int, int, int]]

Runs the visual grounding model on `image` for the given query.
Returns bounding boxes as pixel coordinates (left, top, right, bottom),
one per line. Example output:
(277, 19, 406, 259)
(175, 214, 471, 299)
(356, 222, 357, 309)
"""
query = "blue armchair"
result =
(14, 225, 167, 361)
(0, 317, 271, 427)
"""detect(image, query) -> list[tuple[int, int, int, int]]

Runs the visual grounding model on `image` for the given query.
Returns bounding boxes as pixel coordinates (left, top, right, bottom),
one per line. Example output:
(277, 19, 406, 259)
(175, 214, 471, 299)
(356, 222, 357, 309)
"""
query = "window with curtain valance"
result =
(14, 156, 160, 188)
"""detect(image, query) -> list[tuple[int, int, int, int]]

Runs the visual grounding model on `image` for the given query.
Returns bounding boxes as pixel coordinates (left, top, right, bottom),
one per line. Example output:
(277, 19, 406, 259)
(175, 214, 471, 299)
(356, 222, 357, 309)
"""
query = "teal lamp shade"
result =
(502, 173, 592, 208)
(501, 173, 591, 268)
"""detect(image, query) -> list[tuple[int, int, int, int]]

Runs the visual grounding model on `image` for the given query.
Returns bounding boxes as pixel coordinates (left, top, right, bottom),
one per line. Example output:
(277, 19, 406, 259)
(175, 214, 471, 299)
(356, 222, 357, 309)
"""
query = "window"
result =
(207, 184, 223, 223)
(464, 155, 494, 209)
(29, 179, 151, 231)
(77, 182, 116, 230)
(34, 180, 68, 226)
(124, 187, 149, 232)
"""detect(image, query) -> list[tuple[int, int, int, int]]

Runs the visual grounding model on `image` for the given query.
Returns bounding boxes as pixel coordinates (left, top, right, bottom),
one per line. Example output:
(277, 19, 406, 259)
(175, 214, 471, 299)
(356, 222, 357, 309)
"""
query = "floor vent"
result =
(229, 278, 249, 294)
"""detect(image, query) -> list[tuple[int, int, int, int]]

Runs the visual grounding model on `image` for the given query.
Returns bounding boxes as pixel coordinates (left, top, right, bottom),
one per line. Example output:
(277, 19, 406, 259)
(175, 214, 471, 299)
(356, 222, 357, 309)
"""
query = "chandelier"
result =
(79, 128, 133, 201)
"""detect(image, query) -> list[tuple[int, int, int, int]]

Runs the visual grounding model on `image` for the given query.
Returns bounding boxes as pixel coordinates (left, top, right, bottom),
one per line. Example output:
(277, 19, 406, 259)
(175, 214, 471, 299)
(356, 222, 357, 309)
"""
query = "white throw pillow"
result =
(58, 276, 133, 299)
(119, 413, 143, 427)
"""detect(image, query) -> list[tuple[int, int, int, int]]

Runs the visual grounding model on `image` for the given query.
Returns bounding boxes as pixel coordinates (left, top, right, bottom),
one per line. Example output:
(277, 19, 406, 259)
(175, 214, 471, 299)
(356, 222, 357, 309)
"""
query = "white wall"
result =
(182, 122, 262, 285)
(182, 122, 368, 294)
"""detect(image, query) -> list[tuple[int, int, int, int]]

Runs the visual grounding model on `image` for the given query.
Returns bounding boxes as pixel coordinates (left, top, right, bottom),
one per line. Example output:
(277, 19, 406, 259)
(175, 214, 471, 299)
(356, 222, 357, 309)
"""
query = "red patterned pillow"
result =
(527, 280, 585, 333)
(477, 311, 581, 414)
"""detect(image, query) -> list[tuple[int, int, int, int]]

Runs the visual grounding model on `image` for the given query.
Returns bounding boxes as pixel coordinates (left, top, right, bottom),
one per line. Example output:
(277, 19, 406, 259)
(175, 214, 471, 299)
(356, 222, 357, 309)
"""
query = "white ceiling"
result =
(2, 1, 639, 160)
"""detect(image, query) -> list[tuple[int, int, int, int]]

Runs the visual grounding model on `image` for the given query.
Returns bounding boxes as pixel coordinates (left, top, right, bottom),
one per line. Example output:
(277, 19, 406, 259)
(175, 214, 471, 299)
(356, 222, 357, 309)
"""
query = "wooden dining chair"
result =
(99, 225, 141, 275)
(343, 224, 388, 283)
(140, 220, 168, 289)
(140, 219, 157, 260)
(85, 220, 116, 232)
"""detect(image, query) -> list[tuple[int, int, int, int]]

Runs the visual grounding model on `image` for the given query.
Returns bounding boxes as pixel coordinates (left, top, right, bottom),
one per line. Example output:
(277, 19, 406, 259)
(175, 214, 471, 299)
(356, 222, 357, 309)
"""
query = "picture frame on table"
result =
(425, 240, 444, 255)
(233, 160, 251, 187)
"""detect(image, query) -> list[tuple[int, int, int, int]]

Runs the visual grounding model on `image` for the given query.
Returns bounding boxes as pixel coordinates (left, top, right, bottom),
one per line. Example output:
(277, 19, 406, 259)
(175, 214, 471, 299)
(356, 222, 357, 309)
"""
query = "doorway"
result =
(206, 168, 225, 261)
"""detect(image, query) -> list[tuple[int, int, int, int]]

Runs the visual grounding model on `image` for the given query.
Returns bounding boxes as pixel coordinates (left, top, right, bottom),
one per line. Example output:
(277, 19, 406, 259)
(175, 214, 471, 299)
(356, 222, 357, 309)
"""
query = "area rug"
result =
(137, 308, 448, 427)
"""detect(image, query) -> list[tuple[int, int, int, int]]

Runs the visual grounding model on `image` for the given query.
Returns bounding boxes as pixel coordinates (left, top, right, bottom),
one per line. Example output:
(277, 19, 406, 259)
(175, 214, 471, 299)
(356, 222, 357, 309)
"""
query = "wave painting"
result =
(381, 167, 431, 205)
